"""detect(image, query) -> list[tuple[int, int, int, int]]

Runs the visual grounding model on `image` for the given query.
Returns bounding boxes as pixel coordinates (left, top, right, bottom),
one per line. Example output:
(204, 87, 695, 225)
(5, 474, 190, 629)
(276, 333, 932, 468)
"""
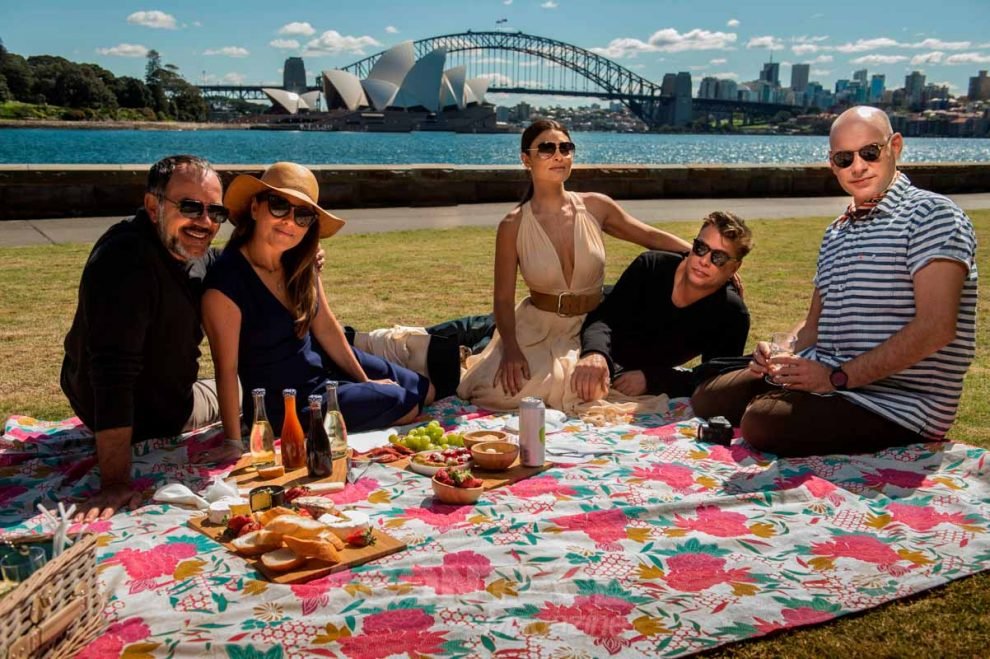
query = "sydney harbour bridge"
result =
(198, 31, 800, 128)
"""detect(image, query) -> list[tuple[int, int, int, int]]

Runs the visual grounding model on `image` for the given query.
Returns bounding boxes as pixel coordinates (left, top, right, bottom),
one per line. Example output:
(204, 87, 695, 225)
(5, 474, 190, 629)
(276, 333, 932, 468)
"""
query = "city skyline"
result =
(3, 0, 988, 108)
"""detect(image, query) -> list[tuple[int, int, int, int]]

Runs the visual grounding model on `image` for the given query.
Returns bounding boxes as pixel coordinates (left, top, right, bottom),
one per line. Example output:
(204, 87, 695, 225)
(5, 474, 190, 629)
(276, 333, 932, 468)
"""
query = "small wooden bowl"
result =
(470, 441, 519, 471)
(431, 475, 484, 505)
(463, 429, 509, 450)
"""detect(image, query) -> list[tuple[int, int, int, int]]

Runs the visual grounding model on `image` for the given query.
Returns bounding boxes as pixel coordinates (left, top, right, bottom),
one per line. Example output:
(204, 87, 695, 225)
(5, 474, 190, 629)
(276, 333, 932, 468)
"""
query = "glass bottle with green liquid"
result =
(249, 388, 276, 469)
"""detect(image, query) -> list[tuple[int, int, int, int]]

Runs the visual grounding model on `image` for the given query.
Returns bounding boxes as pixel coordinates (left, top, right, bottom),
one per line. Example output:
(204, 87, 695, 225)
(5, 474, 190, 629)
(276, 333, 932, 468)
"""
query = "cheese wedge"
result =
(318, 510, 371, 540)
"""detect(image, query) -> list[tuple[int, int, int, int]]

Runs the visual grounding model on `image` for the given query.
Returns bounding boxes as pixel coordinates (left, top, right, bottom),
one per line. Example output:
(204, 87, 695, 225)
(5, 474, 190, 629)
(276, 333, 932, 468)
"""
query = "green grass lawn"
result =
(1, 212, 988, 655)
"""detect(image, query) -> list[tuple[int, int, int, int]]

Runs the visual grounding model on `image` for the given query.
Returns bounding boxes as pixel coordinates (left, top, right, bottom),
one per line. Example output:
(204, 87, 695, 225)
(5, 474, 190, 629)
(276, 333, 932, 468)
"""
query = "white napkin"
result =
(545, 435, 614, 461)
(152, 483, 209, 510)
(200, 475, 241, 503)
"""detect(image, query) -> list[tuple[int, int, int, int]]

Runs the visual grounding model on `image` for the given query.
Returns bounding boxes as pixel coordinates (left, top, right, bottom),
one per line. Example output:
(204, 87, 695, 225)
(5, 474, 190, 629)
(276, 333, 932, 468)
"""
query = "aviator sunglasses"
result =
(530, 141, 577, 159)
(692, 238, 738, 267)
(264, 193, 318, 228)
(829, 138, 891, 169)
(163, 196, 229, 224)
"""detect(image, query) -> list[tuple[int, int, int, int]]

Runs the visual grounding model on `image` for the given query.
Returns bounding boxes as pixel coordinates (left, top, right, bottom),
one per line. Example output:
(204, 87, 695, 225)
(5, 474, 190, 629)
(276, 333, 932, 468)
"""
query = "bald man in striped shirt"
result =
(692, 106, 977, 456)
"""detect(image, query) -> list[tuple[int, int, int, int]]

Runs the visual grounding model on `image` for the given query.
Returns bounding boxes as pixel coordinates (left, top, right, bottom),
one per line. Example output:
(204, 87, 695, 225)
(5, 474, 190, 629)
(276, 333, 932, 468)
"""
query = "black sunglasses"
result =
(530, 141, 576, 159)
(829, 139, 891, 169)
(163, 196, 229, 224)
(264, 193, 318, 228)
(692, 238, 738, 267)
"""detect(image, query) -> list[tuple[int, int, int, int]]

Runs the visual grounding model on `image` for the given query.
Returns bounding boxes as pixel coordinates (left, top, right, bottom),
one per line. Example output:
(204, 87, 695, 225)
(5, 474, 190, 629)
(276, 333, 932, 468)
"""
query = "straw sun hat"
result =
(224, 162, 345, 238)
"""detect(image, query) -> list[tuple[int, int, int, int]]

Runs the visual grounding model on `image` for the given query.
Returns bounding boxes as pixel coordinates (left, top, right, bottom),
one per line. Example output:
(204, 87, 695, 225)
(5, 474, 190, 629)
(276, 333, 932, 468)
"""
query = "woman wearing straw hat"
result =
(202, 162, 434, 438)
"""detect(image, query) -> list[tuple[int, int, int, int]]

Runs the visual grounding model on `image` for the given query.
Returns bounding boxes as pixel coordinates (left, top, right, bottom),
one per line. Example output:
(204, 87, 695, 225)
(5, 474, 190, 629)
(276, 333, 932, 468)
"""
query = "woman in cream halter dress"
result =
(456, 120, 692, 414)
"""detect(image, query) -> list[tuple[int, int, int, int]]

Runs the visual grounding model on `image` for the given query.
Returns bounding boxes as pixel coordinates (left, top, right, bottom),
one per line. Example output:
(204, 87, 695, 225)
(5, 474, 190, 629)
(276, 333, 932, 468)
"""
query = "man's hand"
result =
(315, 247, 326, 271)
(770, 355, 834, 393)
(613, 370, 647, 397)
(494, 345, 530, 397)
(571, 353, 610, 402)
(748, 341, 772, 375)
(198, 439, 246, 466)
(73, 483, 142, 523)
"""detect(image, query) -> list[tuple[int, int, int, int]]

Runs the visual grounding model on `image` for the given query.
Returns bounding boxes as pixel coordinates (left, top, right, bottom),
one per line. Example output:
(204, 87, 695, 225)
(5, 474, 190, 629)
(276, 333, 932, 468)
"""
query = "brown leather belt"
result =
(529, 289, 603, 316)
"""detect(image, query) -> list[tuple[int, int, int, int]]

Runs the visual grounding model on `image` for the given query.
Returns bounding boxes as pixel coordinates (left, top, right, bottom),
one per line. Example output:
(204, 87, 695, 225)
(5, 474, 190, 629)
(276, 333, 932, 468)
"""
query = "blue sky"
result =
(3, 0, 988, 107)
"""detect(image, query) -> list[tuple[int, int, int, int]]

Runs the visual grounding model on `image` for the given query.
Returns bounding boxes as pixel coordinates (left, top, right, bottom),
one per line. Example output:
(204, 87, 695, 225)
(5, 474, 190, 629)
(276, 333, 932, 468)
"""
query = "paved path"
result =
(3, 193, 990, 247)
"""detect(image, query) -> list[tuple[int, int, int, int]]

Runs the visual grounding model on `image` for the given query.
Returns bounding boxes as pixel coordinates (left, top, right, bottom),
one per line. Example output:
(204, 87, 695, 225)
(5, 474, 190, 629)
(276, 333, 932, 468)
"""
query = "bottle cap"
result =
(308, 394, 323, 405)
(252, 388, 266, 396)
(283, 388, 297, 397)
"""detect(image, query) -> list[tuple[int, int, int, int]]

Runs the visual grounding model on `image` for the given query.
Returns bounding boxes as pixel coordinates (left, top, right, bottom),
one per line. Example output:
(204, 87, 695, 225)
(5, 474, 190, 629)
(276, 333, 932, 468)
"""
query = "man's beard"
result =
(156, 207, 194, 261)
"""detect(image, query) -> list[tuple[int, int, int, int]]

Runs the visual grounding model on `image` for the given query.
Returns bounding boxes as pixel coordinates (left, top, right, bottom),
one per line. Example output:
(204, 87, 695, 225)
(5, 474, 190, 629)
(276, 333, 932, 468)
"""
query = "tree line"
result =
(0, 38, 208, 121)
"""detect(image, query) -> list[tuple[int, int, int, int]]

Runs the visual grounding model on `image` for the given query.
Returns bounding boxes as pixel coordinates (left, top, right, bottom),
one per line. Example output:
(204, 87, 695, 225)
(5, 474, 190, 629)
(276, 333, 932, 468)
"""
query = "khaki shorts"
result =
(182, 379, 242, 432)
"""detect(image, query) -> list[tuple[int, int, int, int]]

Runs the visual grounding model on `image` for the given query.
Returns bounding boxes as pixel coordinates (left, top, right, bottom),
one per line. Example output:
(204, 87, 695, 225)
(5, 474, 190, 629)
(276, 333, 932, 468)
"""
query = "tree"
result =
(114, 76, 153, 109)
(145, 49, 168, 115)
(0, 73, 10, 103)
(0, 53, 34, 101)
(53, 66, 117, 110)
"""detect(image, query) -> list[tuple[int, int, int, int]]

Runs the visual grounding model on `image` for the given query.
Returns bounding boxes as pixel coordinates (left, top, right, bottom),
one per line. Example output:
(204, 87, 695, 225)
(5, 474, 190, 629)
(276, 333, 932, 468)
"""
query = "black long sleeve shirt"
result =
(61, 210, 217, 440)
(580, 250, 749, 397)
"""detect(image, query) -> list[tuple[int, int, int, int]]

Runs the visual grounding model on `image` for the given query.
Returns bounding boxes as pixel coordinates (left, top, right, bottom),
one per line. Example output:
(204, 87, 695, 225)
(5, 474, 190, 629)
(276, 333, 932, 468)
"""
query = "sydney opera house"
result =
(260, 42, 499, 132)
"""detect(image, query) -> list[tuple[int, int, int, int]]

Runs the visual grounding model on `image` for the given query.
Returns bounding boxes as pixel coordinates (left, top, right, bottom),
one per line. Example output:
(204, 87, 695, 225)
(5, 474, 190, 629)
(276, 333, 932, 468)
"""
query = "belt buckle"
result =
(556, 292, 570, 317)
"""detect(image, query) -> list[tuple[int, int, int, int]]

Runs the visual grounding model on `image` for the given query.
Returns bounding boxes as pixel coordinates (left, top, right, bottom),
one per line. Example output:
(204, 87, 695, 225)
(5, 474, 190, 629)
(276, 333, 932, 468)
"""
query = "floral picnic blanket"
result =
(2, 397, 990, 658)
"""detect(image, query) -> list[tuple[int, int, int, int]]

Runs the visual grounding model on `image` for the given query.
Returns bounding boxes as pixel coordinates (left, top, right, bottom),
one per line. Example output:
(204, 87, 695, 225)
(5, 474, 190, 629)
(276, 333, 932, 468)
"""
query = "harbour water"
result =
(1, 129, 989, 166)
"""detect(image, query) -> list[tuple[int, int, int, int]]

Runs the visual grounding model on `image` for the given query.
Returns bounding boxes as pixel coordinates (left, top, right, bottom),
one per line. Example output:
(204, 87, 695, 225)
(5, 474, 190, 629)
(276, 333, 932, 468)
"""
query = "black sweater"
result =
(580, 250, 749, 397)
(61, 211, 216, 440)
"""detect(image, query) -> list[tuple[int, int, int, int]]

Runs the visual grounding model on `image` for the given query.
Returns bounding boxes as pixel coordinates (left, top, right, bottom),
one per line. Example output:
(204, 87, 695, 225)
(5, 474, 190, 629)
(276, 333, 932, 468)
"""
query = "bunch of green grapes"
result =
(389, 420, 465, 451)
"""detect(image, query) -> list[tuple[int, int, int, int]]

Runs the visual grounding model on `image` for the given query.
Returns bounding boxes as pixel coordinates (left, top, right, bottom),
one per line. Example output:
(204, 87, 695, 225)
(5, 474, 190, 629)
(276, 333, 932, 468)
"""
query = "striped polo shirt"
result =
(808, 173, 978, 439)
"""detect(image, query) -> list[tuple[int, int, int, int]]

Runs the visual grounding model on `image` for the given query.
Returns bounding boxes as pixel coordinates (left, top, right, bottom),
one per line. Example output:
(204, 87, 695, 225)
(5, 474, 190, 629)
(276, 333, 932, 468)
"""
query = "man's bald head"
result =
(830, 106, 893, 144)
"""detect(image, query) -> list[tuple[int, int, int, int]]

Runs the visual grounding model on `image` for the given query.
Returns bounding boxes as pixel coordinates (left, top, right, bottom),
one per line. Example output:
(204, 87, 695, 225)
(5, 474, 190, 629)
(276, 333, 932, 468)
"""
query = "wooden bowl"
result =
(431, 475, 484, 505)
(463, 429, 509, 449)
(470, 441, 519, 471)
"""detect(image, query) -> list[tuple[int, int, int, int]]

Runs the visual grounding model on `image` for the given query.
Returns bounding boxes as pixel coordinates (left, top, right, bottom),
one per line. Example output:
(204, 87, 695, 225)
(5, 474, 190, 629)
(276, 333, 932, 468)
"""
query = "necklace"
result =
(244, 248, 285, 291)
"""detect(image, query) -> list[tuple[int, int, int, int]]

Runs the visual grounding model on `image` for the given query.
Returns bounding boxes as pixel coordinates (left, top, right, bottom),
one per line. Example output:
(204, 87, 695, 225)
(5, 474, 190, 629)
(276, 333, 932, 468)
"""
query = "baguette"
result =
(257, 506, 296, 526)
(283, 535, 341, 564)
(264, 514, 330, 539)
(260, 548, 306, 572)
(230, 530, 283, 556)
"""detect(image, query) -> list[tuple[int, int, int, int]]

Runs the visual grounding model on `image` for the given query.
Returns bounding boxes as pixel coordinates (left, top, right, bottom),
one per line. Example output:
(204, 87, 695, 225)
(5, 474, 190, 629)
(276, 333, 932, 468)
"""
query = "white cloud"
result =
(96, 43, 149, 57)
(910, 38, 969, 50)
(711, 72, 739, 80)
(746, 36, 785, 51)
(811, 69, 831, 76)
(689, 65, 708, 71)
(192, 21, 202, 28)
(793, 35, 830, 43)
(811, 55, 833, 63)
(476, 57, 510, 64)
(727, 19, 740, 27)
(279, 22, 316, 37)
(269, 39, 300, 50)
(911, 51, 944, 65)
(504, 0, 513, 4)
(945, 52, 990, 64)
(204, 47, 250, 58)
(477, 72, 513, 86)
(126, 10, 176, 30)
(835, 38, 899, 53)
(385, 25, 399, 34)
(591, 28, 737, 58)
(710, 58, 727, 65)
(792, 44, 821, 56)
(850, 54, 908, 64)
(541, 1, 558, 7)
(304, 31, 382, 56)
(222, 72, 246, 84)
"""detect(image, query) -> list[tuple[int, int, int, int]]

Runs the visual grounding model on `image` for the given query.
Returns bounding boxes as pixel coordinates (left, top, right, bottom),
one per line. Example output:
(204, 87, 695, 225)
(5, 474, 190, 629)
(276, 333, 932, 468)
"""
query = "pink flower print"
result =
(537, 595, 635, 655)
(665, 552, 752, 592)
(403, 504, 472, 531)
(780, 472, 842, 505)
(886, 502, 970, 532)
(76, 617, 151, 658)
(810, 534, 902, 569)
(753, 606, 834, 634)
(674, 505, 751, 537)
(69, 519, 112, 535)
(402, 550, 492, 594)
(507, 475, 576, 499)
(338, 608, 447, 659)
(105, 542, 198, 593)
(552, 509, 629, 549)
(863, 468, 934, 490)
(291, 573, 351, 615)
(328, 478, 380, 505)
(630, 463, 696, 491)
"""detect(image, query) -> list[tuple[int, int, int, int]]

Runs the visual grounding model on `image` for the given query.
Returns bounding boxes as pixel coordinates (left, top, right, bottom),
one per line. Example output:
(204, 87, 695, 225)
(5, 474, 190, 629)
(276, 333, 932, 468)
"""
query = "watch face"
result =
(831, 369, 848, 388)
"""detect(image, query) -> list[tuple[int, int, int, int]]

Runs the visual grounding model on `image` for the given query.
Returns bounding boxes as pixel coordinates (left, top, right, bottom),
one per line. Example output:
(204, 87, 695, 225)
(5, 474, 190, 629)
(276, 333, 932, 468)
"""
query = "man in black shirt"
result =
(572, 211, 752, 401)
(61, 155, 230, 521)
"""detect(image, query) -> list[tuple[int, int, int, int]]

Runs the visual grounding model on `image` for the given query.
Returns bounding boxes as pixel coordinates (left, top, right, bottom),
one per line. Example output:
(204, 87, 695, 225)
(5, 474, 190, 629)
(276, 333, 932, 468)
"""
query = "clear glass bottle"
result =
(306, 394, 333, 478)
(280, 388, 306, 469)
(249, 388, 276, 469)
(323, 381, 349, 462)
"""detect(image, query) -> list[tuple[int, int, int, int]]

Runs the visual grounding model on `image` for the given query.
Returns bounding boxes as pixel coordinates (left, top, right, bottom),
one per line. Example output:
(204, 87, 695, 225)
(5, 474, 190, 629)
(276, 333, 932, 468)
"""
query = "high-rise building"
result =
(283, 57, 307, 93)
(790, 63, 810, 93)
(760, 61, 780, 87)
(869, 74, 886, 103)
(661, 73, 677, 96)
(673, 72, 693, 126)
(716, 78, 738, 101)
(969, 70, 990, 100)
(698, 76, 719, 99)
(853, 69, 868, 85)
(905, 71, 926, 107)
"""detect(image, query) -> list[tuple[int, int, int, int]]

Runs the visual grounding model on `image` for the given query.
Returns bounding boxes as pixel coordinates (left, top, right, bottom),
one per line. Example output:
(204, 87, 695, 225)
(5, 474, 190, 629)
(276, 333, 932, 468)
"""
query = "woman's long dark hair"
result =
(519, 118, 572, 206)
(227, 195, 321, 337)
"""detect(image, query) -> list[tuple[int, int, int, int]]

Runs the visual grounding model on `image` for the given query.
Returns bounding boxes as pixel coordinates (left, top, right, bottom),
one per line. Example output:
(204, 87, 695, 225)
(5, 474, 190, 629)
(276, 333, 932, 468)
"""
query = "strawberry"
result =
(284, 486, 310, 503)
(345, 528, 376, 548)
(226, 514, 253, 533)
(462, 478, 484, 489)
(237, 521, 262, 537)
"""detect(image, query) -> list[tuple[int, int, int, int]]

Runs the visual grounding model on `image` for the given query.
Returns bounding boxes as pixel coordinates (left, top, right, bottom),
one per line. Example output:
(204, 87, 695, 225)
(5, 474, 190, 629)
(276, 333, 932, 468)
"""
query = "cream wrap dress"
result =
(456, 192, 605, 413)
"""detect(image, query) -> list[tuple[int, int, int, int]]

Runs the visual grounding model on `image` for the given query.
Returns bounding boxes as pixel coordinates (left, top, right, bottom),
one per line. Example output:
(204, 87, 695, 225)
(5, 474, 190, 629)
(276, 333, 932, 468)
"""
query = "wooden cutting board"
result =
(187, 515, 406, 584)
(375, 456, 552, 490)
(228, 453, 350, 493)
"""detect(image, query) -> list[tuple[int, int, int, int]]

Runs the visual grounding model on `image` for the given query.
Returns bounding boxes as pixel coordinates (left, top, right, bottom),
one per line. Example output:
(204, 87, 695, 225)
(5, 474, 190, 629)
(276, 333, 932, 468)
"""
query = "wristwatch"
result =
(829, 366, 849, 391)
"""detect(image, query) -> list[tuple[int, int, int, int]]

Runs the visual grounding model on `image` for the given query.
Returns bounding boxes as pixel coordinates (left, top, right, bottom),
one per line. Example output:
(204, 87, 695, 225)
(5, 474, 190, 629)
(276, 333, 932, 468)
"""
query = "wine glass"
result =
(1, 545, 47, 583)
(765, 332, 797, 385)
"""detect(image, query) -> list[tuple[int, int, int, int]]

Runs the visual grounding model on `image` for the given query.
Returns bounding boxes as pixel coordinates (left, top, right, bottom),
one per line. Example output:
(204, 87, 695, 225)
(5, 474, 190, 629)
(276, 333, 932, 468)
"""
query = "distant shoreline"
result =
(0, 119, 248, 131)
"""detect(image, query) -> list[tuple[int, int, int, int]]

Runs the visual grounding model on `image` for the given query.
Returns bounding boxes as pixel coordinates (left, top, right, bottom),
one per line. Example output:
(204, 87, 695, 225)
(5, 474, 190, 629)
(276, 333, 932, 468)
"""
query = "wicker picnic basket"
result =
(0, 534, 106, 659)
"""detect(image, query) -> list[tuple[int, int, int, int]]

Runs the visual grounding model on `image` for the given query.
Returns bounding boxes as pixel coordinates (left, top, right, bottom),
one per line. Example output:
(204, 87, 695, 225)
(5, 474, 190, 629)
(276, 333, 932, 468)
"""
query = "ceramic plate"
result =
(407, 449, 472, 476)
(502, 409, 567, 434)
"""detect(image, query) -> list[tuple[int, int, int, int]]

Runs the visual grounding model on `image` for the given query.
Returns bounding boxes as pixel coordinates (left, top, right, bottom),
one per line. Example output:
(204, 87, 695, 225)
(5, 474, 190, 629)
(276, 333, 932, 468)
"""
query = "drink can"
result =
(518, 397, 546, 467)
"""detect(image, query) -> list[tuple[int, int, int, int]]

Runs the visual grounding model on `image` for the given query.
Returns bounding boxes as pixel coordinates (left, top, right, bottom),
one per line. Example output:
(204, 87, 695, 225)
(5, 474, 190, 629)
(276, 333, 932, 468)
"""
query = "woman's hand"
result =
(748, 341, 772, 375)
(494, 345, 530, 397)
